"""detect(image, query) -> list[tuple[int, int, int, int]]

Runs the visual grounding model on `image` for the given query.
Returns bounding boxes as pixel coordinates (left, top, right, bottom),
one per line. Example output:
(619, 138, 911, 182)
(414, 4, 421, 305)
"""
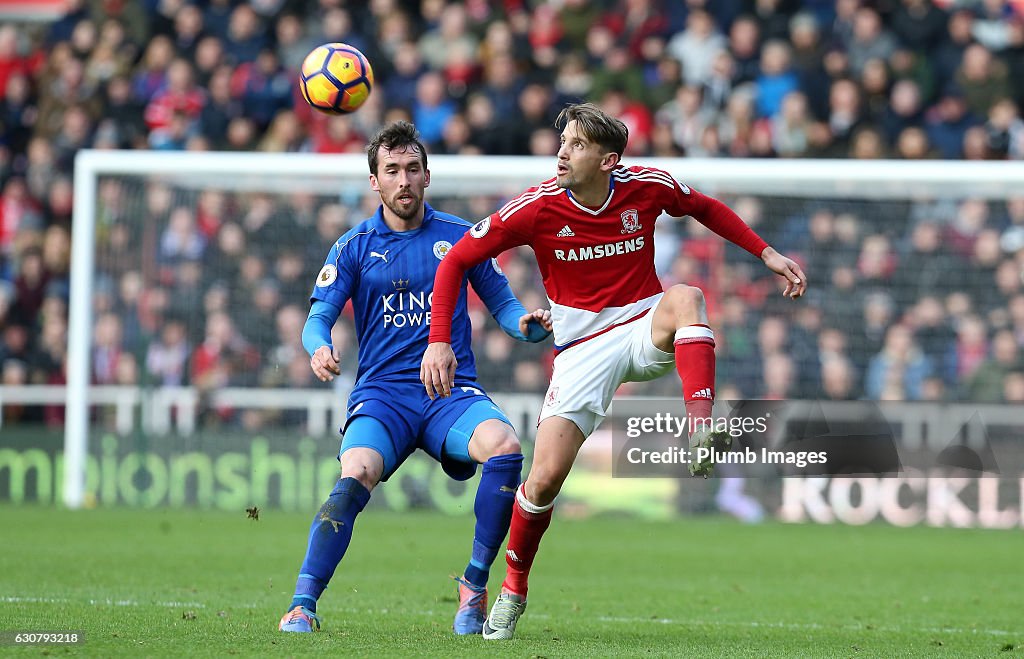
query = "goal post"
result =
(67, 150, 1024, 509)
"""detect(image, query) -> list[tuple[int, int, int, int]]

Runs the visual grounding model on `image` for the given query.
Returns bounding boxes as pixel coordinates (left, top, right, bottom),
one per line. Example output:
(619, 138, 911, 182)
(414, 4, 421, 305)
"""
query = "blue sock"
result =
(463, 453, 523, 588)
(290, 477, 371, 612)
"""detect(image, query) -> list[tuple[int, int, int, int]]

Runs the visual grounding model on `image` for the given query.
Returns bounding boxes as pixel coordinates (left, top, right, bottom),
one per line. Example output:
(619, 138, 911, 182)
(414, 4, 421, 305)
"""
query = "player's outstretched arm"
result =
(420, 342, 456, 399)
(303, 300, 343, 382)
(760, 246, 807, 299)
(684, 189, 808, 300)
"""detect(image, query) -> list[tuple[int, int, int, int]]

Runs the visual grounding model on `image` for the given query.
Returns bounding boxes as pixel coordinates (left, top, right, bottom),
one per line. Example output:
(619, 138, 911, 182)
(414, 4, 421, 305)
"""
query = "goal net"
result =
(57, 152, 1024, 512)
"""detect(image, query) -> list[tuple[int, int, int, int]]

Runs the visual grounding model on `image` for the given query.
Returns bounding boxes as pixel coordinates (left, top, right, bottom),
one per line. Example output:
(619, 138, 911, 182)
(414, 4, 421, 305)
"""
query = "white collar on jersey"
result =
(565, 176, 616, 216)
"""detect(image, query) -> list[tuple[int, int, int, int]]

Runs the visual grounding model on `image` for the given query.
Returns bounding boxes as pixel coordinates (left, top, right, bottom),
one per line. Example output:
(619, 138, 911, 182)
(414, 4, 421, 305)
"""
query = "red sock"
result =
(674, 325, 716, 432)
(501, 484, 553, 597)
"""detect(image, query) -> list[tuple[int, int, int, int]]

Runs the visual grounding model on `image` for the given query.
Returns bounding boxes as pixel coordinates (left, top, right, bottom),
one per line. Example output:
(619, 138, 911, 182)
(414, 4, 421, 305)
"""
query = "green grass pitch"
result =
(0, 505, 1021, 657)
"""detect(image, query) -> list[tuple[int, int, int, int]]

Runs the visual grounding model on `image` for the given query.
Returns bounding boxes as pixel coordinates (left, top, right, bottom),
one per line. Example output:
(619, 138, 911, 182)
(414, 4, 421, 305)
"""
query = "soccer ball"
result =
(299, 43, 374, 115)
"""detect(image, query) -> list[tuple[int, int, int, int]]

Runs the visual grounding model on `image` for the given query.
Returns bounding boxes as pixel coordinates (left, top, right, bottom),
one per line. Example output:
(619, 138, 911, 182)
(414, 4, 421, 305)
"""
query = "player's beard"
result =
(386, 189, 422, 220)
(556, 167, 575, 189)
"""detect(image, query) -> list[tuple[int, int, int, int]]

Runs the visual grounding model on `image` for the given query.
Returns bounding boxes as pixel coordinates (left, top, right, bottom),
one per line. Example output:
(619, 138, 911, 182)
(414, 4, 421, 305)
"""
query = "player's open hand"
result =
(519, 308, 553, 341)
(310, 345, 342, 382)
(761, 246, 807, 299)
(421, 342, 457, 399)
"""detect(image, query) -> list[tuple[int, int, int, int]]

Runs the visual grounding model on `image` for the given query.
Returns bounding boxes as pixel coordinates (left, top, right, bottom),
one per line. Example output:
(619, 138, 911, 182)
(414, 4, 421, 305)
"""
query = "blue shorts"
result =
(339, 380, 513, 481)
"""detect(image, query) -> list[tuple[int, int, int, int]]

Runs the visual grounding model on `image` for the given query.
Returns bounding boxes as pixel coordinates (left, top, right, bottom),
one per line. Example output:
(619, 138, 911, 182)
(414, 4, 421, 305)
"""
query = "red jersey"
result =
(430, 165, 768, 349)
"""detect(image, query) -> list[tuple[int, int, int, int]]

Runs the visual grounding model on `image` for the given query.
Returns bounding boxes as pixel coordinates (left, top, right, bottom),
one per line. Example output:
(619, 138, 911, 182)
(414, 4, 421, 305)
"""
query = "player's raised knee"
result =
(524, 471, 562, 507)
(339, 450, 383, 490)
(490, 430, 521, 456)
(474, 421, 521, 459)
(665, 284, 705, 313)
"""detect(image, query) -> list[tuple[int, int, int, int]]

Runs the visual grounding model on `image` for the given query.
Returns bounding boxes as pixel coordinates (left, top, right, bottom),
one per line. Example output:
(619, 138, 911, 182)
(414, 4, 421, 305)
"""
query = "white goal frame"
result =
(68, 150, 1024, 508)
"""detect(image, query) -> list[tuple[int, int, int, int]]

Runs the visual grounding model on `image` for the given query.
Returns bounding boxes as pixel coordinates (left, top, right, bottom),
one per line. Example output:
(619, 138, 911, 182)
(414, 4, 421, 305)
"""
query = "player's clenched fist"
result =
(310, 345, 342, 382)
(519, 308, 553, 339)
(420, 342, 457, 399)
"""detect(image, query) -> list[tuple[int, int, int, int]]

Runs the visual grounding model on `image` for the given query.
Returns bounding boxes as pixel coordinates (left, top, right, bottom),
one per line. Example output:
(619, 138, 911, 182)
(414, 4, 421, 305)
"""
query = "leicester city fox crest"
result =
(620, 209, 641, 234)
(433, 240, 452, 260)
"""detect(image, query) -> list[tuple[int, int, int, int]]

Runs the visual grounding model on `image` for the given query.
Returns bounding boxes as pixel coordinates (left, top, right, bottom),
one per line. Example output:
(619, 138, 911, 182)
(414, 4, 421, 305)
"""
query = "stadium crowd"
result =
(2, 0, 1024, 429)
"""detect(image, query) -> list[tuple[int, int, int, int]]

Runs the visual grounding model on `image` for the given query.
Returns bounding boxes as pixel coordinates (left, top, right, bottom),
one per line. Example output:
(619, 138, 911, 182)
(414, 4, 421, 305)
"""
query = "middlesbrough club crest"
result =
(620, 209, 641, 234)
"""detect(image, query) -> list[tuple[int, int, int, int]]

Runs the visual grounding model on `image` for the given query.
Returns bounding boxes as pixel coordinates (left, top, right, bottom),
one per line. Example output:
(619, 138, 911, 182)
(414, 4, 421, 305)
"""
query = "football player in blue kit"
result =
(279, 121, 552, 635)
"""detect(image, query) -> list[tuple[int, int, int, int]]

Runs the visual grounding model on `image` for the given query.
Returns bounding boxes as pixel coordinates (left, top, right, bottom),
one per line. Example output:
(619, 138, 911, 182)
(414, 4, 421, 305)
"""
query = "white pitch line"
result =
(5, 597, 1017, 638)
(3, 596, 206, 608)
(592, 616, 1018, 637)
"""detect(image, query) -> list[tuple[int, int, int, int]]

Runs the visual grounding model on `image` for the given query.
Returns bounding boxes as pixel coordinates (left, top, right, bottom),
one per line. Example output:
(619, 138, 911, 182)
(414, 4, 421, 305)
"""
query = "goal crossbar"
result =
(67, 149, 1024, 508)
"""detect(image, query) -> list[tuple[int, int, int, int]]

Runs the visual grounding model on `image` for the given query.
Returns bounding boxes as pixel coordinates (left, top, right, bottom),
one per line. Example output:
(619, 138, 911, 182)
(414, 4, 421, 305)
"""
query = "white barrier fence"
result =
(3, 385, 1022, 446)
(0, 385, 544, 440)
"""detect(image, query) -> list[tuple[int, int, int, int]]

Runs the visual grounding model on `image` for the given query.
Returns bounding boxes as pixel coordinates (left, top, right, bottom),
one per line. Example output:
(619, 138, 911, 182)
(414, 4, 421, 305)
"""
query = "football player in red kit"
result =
(421, 103, 806, 639)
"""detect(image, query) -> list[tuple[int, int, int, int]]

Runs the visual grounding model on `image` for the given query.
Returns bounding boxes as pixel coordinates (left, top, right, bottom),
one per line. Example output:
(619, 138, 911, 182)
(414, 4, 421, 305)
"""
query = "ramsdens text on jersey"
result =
(554, 236, 645, 262)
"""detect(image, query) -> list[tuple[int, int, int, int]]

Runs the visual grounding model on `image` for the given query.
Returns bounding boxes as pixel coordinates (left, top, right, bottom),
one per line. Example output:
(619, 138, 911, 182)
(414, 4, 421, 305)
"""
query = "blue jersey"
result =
(311, 203, 522, 387)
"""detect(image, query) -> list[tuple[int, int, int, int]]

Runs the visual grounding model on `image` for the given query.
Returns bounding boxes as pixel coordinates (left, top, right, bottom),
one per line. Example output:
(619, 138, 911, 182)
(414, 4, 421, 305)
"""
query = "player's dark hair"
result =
(555, 103, 629, 157)
(367, 120, 428, 175)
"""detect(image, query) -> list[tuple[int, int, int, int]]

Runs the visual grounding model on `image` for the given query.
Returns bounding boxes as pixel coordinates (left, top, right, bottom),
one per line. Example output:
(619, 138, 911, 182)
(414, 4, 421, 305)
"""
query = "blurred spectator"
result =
(895, 126, 935, 159)
(145, 57, 205, 132)
(191, 310, 259, 392)
(223, 4, 267, 65)
(235, 48, 291, 130)
(0, 177, 44, 258)
(865, 324, 933, 400)
(821, 355, 858, 401)
(382, 41, 425, 109)
(847, 8, 898, 76)
(657, 85, 713, 155)
(418, 2, 477, 72)
(955, 314, 991, 384)
(91, 311, 125, 385)
(274, 14, 315, 73)
(667, 9, 727, 87)
(962, 329, 1019, 401)
(754, 40, 798, 119)
(170, 4, 205, 60)
(882, 79, 925, 143)
(158, 205, 206, 267)
(933, 9, 976, 90)
(895, 221, 951, 305)
(956, 44, 1011, 118)
(102, 74, 147, 148)
(132, 35, 175, 104)
(984, 98, 1024, 160)
(591, 46, 646, 104)
(1, 73, 38, 157)
(146, 314, 190, 386)
(824, 78, 864, 157)
(926, 84, 980, 159)
(412, 70, 457, 147)
(890, 0, 948, 55)
(1004, 371, 1024, 403)
(910, 295, 957, 385)
(850, 126, 887, 159)
(558, 0, 602, 53)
